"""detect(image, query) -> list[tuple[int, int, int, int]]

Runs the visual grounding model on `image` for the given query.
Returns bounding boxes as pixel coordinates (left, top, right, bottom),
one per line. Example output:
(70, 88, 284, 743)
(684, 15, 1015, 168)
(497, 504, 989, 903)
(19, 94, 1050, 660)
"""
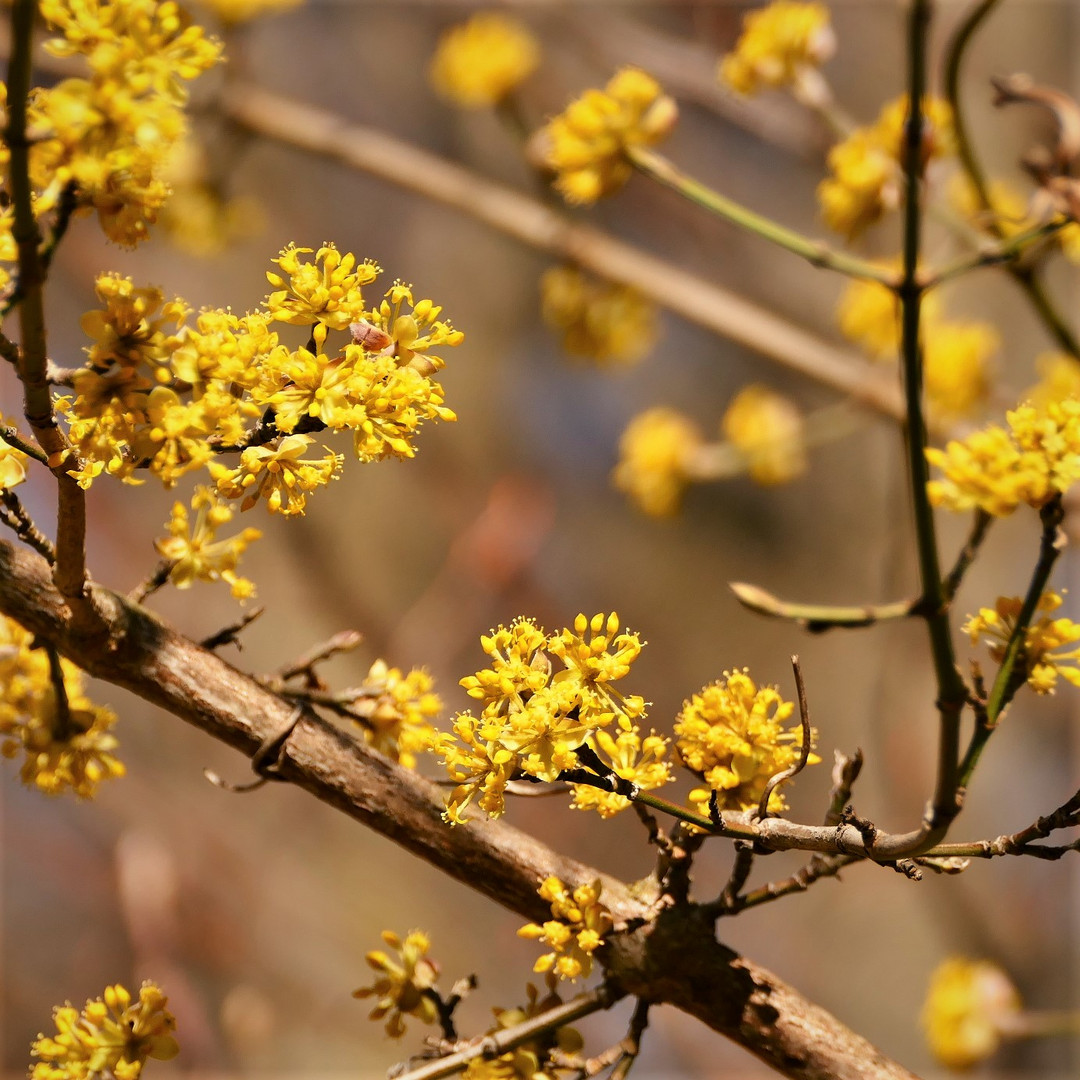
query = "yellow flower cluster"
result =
(537, 68, 678, 204)
(435, 614, 665, 824)
(964, 592, 1080, 695)
(59, 244, 463, 514)
(569, 720, 670, 818)
(819, 95, 954, 238)
(463, 977, 583, 1080)
(612, 407, 703, 517)
(518, 877, 612, 982)
(674, 668, 816, 813)
(31, 982, 178, 1080)
(926, 397, 1080, 516)
(348, 659, 442, 769)
(1025, 352, 1080, 408)
(0, 615, 124, 799)
(719, 1, 835, 98)
(32, 0, 223, 246)
(922, 958, 1021, 1070)
(154, 487, 262, 600)
(540, 265, 657, 366)
(352, 930, 440, 1039)
(721, 384, 806, 485)
(429, 13, 540, 108)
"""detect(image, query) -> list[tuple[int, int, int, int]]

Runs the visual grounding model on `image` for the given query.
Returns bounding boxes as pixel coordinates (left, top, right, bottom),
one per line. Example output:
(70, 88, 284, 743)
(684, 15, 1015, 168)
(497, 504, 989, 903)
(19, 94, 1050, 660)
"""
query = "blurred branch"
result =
(221, 83, 902, 421)
(0, 537, 921, 1080)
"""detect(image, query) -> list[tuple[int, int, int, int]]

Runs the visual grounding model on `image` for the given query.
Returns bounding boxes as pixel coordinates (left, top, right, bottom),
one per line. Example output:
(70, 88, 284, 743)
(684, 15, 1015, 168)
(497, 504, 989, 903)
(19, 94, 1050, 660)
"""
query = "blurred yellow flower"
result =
(430, 13, 539, 108)
(721, 384, 806, 486)
(922, 958, 1021, 1070)
(613, 407, 702, 517)
(353, 930, 440, 1039)
(720, 0, 835, 99)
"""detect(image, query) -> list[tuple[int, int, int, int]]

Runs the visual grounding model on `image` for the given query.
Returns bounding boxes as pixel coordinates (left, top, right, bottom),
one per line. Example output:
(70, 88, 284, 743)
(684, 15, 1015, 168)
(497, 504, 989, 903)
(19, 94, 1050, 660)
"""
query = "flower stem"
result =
(625, 145, 896, 285)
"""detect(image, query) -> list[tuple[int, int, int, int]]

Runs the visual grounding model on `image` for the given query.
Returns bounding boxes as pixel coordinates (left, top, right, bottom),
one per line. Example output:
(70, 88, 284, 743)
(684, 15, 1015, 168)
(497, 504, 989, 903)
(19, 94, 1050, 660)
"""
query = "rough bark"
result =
(0, 538, 921, 1080)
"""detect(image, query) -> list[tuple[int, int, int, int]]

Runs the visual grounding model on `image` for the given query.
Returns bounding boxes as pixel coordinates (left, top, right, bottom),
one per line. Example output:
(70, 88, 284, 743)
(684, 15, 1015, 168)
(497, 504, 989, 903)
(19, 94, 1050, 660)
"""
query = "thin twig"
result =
(42, 640, 74, 741)
(941, 509, 992, 603)
(0, 490, 55, 563)
(199, 606, 265, 650)
(392, 984, 626, 1080)
(729, 581, 916, 633)
(757, 655, 813, 819)
(274, 629, 364, 683)
(0, 423, 48, 464)
(823, 749, 864, 827)
(128, 559, 177, 604)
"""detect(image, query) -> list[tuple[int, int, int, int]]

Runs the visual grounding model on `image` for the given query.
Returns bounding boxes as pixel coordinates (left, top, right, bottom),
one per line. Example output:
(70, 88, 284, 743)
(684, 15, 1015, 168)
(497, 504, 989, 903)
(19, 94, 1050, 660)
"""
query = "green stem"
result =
(925, 220, 1068, 289)
(625, 145, 896, 285)
(943, 0, 1080, 357)
(895, 0, 968, 854)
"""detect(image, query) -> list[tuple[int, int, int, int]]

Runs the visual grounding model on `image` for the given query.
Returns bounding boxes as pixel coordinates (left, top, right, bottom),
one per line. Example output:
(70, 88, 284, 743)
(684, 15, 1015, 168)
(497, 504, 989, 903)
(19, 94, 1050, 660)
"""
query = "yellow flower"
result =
(924, 321, 998, 420)
(674, 668, 816, 813)
(612, 407, 702, 517)
(430, 13, 540, 108)
(349, 659, 441, 769)
(436, 614, 645, 824)
(352, 930, 440, 1039)
(927, 397, 1080, 515)
(0, 615, 125, 799)
(922, 958, 1022, 1070)
(721, 384, 806, 486)
(264, 243, 379, 341)
(209, 433, 343, 515)
(537, 68, 678, 205)
(31, 982, 178, 1080)
(518, 877, 612, 982)
(365, 280, 465, 374)
(719, 0, 834, 98)
(818, 95, 953, 238)
(964, 591, 1080, 695)
(154, 487, 261, 600)
(540, 265, 657, 366)
(569, 718, 670, 817)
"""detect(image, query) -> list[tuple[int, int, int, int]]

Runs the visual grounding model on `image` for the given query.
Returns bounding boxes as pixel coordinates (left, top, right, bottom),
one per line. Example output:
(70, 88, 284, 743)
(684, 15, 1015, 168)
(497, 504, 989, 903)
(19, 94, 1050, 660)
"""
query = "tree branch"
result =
(0, 538, 919, 1080)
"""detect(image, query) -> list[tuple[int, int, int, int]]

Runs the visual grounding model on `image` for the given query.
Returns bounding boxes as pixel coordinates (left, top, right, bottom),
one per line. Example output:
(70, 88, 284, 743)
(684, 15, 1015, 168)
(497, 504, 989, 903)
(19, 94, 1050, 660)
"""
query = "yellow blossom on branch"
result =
(964, 592, 1080, 695)
(435, 614, 648, 824)
(348, 659, 442, 769)
(30, 982, 178, 1080)
(265, 243, 378, 344)
(192, 0, 303, 26)
(721, 384, 806, 486)
(0, 615, 124, 799)
(926, 397, 1080, 515)
(674, 668, 817, 813)
(154, 487, 261, 600)
(612, 407, 703, 517)
(719, 0, 835, 99)
(352, 930, 440, 1039)
(540, 264, 657, 366)
(536, 68, 678, 205)
(209, 434, 343, 515)
(0, 427, 29, 490)
(923, 321, 997, 420)
(518, 877, 612, 982)
(569, 717, 670, 818)
(922, 958, 1022, 1070)
(429, 13, 540, 108)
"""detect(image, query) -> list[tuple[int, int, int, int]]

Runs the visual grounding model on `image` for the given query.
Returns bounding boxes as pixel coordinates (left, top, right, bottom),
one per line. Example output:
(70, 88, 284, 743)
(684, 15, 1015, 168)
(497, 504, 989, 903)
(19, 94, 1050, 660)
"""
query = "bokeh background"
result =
(3, 1, 1080, 1077)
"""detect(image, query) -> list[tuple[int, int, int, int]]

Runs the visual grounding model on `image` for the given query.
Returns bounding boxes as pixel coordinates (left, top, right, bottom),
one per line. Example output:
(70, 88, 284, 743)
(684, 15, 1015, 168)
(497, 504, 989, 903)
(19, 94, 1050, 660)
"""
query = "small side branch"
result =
(0, 490, 55, 563)
(729, 581, 915, 633)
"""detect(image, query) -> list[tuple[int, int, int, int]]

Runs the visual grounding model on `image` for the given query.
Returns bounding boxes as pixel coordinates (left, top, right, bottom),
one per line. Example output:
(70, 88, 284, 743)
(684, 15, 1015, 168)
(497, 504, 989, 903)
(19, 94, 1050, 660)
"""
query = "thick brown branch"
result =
(0, 539, 919, 1080)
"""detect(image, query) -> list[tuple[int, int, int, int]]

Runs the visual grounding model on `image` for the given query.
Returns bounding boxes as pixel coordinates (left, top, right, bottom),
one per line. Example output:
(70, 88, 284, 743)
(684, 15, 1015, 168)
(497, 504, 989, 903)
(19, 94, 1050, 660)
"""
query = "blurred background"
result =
(3, 0, 1079, 1077)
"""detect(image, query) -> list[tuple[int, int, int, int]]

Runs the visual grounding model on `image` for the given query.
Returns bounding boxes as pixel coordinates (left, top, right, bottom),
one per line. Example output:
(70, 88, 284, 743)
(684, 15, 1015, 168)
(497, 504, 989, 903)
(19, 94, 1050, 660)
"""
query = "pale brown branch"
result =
(0, 538, 919, 1080)
(221, 83, 902, 421)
